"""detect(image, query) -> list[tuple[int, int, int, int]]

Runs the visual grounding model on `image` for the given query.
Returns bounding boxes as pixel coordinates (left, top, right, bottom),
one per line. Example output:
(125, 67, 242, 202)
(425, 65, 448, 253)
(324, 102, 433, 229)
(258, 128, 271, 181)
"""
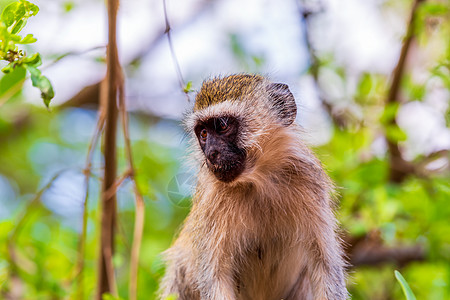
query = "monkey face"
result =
(194, 116, 246, 183)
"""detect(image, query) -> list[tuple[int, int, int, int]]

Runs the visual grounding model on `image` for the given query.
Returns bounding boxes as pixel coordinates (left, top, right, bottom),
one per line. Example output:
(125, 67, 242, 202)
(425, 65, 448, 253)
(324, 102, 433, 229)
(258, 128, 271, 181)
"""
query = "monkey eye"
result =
(200, 128, 208, 140)
(217, 118, 228, 132)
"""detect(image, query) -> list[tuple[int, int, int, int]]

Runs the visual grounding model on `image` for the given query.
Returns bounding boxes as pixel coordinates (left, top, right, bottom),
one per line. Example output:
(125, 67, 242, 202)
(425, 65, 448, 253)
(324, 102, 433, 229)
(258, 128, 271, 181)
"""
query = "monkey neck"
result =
(195, 126, 332, 236)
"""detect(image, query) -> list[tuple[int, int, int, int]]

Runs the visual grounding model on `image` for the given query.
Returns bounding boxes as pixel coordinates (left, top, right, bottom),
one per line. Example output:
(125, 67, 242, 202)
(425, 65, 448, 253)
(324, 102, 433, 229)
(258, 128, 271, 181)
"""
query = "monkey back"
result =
(194, 74, 264, 111)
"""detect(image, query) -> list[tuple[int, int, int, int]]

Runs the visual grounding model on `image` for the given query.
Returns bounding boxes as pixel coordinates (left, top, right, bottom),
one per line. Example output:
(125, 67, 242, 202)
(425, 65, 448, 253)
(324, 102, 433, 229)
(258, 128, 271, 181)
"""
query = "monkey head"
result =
(185, 74, 297, 183)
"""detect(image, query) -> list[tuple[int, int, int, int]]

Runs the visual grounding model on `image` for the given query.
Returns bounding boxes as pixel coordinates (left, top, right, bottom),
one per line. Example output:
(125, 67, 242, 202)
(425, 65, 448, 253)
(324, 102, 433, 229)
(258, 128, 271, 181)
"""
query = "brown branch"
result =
(117, 72, 146, 300)
(97, 0, 120, 297)
(298, 3, 349, 129)
(103, 168, 133, 200)
(74, 111, 105, 300)
(163, 0, 190, 102)
(385, 0, 426, 183)
(344, 232, 425, 268)
(350, 244, 425, 267)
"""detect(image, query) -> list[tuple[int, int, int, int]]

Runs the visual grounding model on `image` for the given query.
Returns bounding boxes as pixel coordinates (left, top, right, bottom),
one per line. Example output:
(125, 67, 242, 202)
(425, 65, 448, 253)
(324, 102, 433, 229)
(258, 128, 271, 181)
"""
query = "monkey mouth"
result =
(207, 160, 245, 183)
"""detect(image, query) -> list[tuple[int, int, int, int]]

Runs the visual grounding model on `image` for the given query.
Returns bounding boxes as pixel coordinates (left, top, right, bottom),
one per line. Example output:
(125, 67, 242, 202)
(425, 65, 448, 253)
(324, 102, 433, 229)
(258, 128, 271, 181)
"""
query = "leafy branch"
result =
(0, 0, 54, 107)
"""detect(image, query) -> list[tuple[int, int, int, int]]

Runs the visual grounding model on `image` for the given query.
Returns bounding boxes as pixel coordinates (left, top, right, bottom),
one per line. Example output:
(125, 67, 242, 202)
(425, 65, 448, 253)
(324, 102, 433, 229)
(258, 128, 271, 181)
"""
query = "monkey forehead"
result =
(194, 74, 264, 110)
(184, 100, 250, 129)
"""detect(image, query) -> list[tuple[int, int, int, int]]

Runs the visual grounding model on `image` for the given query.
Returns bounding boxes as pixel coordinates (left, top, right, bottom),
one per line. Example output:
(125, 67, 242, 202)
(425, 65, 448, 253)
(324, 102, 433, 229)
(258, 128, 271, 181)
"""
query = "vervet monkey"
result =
(160, 74, 348, 300)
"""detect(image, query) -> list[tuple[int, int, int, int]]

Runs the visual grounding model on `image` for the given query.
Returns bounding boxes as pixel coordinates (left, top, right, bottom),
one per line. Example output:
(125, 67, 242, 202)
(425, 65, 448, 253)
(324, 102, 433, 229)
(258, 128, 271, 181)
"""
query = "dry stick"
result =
(97, 0, 120, 297)
(74, 112, 105, 300)
(163, 0, 190, 103)
(117, 75, 146, 300)
(385, 0, 425, 183)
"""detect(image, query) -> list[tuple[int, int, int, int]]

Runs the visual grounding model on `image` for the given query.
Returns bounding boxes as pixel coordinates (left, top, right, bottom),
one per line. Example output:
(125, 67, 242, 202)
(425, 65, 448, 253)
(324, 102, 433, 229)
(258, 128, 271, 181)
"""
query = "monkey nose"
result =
(207, 150, 220, 164)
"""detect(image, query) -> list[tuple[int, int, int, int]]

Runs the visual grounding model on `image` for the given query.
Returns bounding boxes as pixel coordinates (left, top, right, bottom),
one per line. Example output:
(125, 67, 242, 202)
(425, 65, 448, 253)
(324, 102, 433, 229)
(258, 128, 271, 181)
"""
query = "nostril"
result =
(208, 150, 219, 163)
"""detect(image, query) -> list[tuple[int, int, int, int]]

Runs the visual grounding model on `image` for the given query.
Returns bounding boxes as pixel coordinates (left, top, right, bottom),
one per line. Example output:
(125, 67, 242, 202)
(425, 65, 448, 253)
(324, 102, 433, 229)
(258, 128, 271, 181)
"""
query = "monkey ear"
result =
(267, 83, 297, 126)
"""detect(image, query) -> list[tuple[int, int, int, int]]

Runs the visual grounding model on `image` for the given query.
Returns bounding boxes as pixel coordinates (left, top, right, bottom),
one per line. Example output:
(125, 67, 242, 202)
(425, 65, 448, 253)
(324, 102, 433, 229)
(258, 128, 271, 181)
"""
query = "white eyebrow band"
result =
(185, 100, 245, 129)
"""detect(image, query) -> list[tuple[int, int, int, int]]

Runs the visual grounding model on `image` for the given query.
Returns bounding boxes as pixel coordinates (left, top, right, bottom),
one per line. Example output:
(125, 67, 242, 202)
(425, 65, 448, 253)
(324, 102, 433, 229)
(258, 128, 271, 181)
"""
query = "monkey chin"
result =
(207, 161, 245, 183)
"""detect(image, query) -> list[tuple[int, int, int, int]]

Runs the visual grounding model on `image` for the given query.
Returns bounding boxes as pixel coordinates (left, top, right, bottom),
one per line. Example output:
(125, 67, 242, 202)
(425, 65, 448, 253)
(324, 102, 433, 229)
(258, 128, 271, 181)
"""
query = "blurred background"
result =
(0, 0, 449, 299)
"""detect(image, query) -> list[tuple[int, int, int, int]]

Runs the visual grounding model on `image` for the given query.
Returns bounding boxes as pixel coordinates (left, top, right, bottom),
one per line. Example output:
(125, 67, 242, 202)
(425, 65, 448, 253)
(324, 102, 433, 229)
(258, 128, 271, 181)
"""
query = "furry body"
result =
(159, 75, 348, 300)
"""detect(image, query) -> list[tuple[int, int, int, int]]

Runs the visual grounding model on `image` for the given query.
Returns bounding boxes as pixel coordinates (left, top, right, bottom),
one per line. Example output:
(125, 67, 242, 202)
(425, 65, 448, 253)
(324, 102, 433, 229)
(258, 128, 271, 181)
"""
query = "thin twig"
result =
(163, 0, 190, 102)
(117, 70, 146, 300)
(74, 112, 105, 300)
(103, 168, 133, 201)
(44, 46, 106, 70)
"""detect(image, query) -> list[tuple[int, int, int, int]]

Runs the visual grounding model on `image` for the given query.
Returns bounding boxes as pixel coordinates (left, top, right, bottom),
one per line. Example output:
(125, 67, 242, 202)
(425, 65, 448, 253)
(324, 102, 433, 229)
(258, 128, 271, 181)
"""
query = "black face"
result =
(194, 116, 246, 183)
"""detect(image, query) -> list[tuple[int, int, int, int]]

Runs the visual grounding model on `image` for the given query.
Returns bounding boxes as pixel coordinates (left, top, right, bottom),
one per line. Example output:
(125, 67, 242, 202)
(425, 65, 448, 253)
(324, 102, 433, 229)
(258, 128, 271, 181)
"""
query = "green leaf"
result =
(27, 2, 39, 16)
(0, 26, 9, 41)
(14, 3, 26, 23)
(422, 3, 449, 15)
(386, 124, 407, 142)
(358, 73, 372, 97)
(37, 76, 54, 107)
(63, 1, 75, 13)
(26, 64, 40, 81)
(183, 81, 193, 93)
(11, 19, 26, 34)
(22, 52, 41, 66)
(25, 65, 55, 107)
(395, 270, 417, 300)
(1, 64, 14, 73)
(9, 33, 21, 42)
(1, 2, 19, 27)
(0, 65, 26, 96)
(18, 33, 36, 44)
(380, 102, 399, 124)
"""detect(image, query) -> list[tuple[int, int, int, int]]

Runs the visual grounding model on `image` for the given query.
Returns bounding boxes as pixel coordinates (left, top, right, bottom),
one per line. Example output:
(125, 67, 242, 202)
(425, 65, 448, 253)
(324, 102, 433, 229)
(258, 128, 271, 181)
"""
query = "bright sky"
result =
(22, 0, 449, 152)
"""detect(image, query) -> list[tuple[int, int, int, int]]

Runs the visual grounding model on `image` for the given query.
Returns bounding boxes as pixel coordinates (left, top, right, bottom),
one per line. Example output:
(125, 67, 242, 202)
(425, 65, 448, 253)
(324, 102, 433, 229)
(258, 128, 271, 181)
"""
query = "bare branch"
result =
(74, 111, 105, 300)
(345, 232, 425, 267)
(103, 168, 133, 201)
(163, 0, 191, 102)
(44, 46, 106, 70)
(117, 74, 146, 300)
(97, 0, 120, 297)
(385, 0, 426, 183)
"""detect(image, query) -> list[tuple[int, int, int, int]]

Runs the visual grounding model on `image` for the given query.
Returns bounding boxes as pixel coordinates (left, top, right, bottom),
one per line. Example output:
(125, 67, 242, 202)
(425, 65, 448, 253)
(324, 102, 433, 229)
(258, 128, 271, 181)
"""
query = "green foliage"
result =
(182, 81, 193, 93)
(0, 0, 449, 299)
(395, 270, 417, 300)
(62, 1, 75, 13)
(103, 293, 125, 300)
(0, 0, 54, 107)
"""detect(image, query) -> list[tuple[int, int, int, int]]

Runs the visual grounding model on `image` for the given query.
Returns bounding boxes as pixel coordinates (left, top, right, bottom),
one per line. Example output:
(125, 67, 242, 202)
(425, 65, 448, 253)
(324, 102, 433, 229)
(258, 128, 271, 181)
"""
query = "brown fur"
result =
(159, 75, 348, 300)
(194, 74, 264, 110)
